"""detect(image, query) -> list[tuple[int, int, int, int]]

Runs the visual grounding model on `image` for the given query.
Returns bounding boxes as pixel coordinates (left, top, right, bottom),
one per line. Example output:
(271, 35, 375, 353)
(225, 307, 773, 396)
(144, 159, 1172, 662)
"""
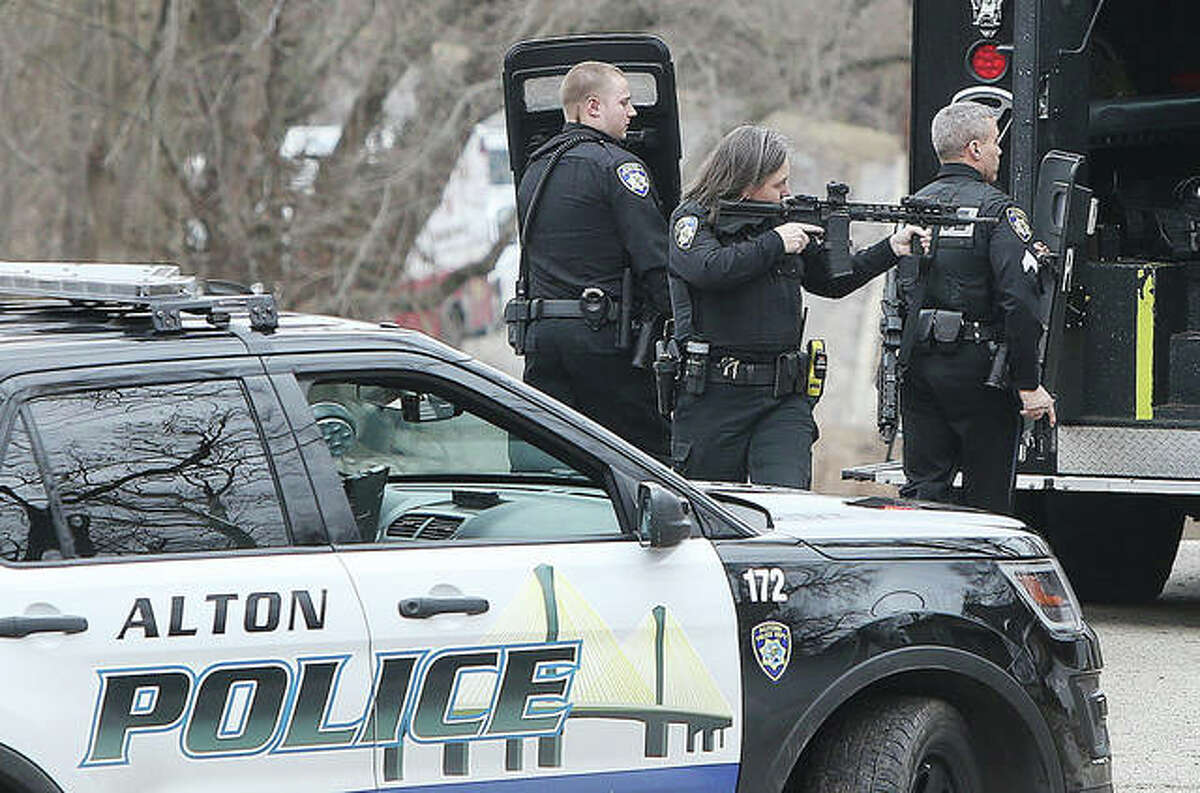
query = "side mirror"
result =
(636, 482, 694, 548)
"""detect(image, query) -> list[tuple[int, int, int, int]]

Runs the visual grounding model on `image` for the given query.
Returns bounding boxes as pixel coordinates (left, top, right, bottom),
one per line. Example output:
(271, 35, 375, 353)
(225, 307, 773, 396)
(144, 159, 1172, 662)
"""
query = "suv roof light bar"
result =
(0, 261, 197, 300)
(0, 261, 278, 333)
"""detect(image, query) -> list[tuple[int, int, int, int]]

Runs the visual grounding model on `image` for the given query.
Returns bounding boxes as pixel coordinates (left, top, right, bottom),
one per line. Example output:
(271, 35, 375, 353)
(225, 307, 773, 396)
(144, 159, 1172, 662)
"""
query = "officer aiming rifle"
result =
(666, 125, 940, 489)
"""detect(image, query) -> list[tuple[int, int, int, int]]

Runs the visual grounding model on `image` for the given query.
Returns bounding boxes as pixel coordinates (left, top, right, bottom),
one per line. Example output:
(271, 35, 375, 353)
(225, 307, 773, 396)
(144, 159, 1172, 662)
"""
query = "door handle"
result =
(0, 615, 88, 637)
(398, 597, 489, 619)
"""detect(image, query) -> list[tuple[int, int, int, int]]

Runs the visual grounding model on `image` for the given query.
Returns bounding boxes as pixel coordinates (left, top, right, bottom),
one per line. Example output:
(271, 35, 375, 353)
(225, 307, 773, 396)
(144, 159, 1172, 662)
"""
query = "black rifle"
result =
(877, 269, 903, 452)
(715, 181, 999, 278)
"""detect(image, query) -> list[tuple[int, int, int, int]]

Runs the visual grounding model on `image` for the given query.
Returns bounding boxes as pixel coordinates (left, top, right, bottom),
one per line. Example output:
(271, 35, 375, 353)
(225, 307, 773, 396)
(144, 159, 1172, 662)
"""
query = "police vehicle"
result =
(846, 0, 1200, 604)
(0, 258, 1110, 792)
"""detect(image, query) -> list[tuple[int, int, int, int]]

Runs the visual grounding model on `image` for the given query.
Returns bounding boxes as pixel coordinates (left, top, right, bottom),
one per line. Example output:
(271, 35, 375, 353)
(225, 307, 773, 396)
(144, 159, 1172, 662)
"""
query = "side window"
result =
(301, 378, 622, 544)
(26, 380, 289, 558)
(0, 416, 55, 562)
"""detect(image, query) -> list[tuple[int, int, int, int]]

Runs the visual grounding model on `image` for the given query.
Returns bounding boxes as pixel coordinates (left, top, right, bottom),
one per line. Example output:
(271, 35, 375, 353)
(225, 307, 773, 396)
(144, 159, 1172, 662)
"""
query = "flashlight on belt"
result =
(806, 338, 827, 399)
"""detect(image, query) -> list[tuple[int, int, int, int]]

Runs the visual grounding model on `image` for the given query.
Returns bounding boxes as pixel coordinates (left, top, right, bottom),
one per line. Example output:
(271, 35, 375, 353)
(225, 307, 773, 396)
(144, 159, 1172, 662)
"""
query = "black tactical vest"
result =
(910, 167, 1004, 321)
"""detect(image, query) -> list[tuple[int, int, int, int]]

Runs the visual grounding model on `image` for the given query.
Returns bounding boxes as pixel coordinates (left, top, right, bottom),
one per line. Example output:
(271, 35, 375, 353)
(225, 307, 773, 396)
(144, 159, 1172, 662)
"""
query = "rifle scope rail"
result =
(718, 190, 1001, 228)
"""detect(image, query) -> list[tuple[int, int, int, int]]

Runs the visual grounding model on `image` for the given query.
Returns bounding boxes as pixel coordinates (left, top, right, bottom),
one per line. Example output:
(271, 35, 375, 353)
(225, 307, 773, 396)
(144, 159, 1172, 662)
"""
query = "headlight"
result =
(999, 558, 1084, 636)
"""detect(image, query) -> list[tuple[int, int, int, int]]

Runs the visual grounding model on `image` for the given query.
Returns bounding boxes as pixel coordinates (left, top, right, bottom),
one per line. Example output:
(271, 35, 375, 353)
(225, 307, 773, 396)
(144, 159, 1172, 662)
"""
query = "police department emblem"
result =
(674, 215, 699, 249)
(1006, 206, 1033, 243)
(617, 162, 651, 197)
(751, 620, 792, 683)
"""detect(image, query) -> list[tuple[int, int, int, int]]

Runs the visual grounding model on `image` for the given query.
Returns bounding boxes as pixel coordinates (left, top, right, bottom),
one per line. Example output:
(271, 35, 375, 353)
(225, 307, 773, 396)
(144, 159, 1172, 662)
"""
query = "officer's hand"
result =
(775, 222, 824, 254)
(1019, 385, 1057, 426)
(889, 225, 934, 257)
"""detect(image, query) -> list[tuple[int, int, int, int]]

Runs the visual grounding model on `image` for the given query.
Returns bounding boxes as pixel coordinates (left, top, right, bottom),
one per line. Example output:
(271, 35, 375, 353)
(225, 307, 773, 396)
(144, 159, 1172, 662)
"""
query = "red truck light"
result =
(967, 41, 1009, 82)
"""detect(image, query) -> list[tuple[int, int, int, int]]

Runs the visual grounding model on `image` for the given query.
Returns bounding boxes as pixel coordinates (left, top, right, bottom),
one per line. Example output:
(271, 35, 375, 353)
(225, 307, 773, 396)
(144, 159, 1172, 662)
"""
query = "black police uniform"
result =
(516, 122, 672, 456)
(898, 162, 1043, 514)
(668, 199, 898, 487)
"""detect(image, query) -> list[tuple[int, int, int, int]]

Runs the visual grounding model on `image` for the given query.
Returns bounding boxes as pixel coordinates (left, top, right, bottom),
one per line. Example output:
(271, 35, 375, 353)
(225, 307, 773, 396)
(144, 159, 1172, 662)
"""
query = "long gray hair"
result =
(682, 125, 790, 213)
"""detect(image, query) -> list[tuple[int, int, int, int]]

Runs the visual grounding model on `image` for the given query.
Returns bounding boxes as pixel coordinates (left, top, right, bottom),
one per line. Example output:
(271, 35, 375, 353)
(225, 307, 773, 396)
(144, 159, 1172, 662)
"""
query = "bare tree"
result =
(0, 0, 910, 320)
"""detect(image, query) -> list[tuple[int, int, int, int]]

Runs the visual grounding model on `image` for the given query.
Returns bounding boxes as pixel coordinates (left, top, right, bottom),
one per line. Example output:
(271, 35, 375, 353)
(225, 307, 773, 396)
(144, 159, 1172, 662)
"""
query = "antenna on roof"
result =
(0, 261, 278, 333)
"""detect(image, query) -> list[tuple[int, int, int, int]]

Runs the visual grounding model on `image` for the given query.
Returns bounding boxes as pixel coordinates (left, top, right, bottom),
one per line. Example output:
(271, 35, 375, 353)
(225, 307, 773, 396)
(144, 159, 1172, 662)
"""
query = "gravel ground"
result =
(1085, 536, 1200, 792)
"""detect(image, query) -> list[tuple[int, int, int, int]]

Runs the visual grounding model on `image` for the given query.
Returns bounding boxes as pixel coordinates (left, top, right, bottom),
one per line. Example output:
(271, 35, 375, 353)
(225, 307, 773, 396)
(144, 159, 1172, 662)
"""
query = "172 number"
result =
(742, 567, 787, 603)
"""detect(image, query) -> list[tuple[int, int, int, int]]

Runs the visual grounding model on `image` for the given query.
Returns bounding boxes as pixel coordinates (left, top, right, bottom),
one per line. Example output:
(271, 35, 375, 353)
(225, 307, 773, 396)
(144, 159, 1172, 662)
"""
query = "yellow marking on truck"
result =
(1135, 267, 1155, 420)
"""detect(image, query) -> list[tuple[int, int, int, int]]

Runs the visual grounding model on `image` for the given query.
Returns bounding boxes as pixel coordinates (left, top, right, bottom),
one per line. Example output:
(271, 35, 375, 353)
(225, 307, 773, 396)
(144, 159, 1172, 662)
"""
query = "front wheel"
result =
(798, 695, 982, 793)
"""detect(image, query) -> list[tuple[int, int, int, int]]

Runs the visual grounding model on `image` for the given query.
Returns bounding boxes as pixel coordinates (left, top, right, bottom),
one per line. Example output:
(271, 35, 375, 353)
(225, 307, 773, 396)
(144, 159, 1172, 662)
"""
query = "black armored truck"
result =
(847, 0, 1200, 603)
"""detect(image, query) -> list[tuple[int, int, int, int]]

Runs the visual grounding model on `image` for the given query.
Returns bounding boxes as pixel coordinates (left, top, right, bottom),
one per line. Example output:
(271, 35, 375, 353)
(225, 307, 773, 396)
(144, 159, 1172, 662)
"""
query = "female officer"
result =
(668, 125, 928, 487)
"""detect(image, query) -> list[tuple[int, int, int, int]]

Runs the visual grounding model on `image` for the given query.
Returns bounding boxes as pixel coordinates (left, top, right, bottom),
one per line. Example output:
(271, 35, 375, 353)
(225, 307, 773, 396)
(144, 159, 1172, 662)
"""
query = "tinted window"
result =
(522, 71, 659, 112)
(1092, 1, 1200, 99)
(28, 381, 289, 557)
(0, 415, 55, 562)
(302, 379, 621, 543)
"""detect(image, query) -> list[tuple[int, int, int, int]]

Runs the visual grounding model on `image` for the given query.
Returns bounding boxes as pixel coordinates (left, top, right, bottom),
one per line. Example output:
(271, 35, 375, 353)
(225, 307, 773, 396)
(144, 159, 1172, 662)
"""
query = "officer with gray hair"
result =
(898, 101, 1053, 514)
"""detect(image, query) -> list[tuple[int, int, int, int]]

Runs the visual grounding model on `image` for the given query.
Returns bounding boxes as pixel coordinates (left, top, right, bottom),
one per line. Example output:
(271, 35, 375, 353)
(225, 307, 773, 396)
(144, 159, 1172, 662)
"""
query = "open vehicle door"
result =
(1026, 150, 1095, 467)
(502, 34, 683, 219)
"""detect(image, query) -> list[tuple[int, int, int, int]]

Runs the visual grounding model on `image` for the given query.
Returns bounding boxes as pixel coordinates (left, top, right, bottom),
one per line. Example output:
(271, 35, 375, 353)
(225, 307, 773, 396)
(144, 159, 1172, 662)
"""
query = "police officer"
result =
(514, 61, 671, 456)
(669, 125, 928, 487)
(898, 102, 1056, 514)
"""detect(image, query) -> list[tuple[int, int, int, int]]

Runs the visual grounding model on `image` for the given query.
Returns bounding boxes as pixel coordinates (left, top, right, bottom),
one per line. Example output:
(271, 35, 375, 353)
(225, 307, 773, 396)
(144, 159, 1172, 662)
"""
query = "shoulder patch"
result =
(674, 215, 699, 250)
(1005, 206, 1033, 243)
(751, 620, 791, 683)
(616, 161, 650, 198)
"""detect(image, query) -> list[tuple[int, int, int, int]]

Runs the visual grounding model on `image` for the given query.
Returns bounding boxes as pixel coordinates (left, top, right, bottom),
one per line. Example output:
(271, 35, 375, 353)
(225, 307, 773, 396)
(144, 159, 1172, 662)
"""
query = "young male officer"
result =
(515, 61, 671, 456)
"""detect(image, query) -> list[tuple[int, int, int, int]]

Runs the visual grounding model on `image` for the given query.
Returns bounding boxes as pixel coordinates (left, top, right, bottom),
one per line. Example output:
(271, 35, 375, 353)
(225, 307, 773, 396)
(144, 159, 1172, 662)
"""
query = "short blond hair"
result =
(560, 61, 624, 120)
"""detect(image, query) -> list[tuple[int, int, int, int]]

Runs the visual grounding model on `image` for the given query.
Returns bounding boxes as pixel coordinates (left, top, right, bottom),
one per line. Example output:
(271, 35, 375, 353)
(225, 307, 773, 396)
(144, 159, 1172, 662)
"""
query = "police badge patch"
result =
(616, 162, 650, 197)
(1006, 206, 1033, 243)
(751, 620, 792, 683)
(674, 216, 699, 249)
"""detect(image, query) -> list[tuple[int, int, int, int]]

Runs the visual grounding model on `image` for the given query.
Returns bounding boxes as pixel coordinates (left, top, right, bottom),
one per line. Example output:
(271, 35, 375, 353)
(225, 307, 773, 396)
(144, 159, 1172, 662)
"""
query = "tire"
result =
(0, 743, 64, 793)
(799, 695, 982, 793)
(1017, 492, 1184, 603)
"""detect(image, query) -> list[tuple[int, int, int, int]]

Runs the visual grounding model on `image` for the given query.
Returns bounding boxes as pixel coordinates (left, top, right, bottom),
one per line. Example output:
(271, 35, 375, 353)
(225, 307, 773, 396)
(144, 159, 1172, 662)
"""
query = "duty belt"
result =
(915, 309, 1000, 343)
(708, 350, 811, 399)
(708, 356, 778, 386)
(525, 298, 619, 319)
(524, 298, 620, 322)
